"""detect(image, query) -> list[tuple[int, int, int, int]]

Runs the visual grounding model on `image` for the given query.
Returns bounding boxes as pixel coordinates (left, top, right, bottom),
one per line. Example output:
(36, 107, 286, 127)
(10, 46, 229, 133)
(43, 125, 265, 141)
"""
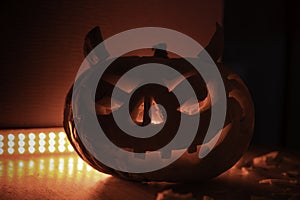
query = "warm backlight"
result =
(0, 128, 74, 156)
(0, 128, 111, 186)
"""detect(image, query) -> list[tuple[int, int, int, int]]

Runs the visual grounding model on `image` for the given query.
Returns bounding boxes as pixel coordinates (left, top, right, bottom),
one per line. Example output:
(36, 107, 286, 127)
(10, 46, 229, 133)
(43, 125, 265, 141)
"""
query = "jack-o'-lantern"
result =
(63, 24, 254, 182)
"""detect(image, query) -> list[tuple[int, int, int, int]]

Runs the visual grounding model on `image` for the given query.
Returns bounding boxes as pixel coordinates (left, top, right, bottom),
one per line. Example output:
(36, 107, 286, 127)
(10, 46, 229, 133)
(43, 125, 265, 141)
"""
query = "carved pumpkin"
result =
(63, 25, 254, 182)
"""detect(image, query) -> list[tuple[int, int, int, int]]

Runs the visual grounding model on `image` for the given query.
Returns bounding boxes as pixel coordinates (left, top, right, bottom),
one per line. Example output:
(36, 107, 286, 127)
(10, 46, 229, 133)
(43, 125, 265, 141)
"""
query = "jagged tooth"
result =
(160, 150, 171, 159)
(187, 145, 197, 153)
(134, 152, 146, 159)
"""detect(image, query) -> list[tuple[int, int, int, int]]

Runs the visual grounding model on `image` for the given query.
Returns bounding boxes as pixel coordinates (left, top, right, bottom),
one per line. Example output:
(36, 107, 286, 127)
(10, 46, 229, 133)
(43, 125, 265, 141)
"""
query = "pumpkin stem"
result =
(152, 43, 169, 58)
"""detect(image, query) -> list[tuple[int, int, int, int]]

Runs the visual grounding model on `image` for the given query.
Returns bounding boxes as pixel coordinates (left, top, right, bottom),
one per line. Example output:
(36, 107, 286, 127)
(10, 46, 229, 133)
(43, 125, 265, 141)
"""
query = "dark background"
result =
(223, 0, 300, 149)
(0, 1, 299, 149)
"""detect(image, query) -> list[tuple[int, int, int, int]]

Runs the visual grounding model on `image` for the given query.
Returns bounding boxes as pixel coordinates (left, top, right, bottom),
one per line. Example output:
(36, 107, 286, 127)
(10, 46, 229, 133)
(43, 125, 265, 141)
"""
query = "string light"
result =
(48, 132, 56, 153)
(58, 132, 66, 152)
(39, 133, 46, 153)
(28, 133, 36, 154)
(0, 134, 4, 155)
(0, 131, 75, 156)
(8, 133, 15, 154)
(18, 133, 25, 154)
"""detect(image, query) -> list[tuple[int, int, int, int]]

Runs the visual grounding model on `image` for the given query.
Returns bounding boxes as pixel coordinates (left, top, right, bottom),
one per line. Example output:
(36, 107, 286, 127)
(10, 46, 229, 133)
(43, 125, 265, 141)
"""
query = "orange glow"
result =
(177, 95, 211, 115)
(0, 129, 110, 196)
(0, 155, 110, 183)
(241, 167, 249, 175)
(150, 98, 164, 124)
(0, 128, 74, 156)
(132, 97, 164, 125)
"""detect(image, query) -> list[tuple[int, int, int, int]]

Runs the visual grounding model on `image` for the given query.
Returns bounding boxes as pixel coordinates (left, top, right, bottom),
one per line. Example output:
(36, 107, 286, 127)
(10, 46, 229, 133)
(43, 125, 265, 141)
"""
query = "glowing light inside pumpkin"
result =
(133, 97, 164, 125)
(150, 98, 164, 124)
(177, 95, 211, 115)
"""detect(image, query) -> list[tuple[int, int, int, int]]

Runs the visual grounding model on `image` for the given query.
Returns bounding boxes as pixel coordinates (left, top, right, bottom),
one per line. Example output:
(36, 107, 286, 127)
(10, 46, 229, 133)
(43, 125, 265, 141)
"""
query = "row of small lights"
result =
(0, 131, 74, 155)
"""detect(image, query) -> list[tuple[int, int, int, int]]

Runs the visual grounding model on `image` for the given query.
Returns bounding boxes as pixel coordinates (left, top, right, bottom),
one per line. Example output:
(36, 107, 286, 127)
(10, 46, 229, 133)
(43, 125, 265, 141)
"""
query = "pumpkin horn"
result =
(198, 22, 224, 63)
(83, 26, 109, 60)
(152, 43, 169, 58)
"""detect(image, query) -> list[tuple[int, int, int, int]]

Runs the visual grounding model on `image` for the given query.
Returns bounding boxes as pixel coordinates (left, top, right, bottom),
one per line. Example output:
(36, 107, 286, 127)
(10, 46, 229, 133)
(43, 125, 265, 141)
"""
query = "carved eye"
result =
(94, 71, 209, 120)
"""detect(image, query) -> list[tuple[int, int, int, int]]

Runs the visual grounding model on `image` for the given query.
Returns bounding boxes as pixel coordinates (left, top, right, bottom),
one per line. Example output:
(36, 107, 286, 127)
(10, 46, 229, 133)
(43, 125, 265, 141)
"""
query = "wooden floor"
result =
(0, 147, 300, 200)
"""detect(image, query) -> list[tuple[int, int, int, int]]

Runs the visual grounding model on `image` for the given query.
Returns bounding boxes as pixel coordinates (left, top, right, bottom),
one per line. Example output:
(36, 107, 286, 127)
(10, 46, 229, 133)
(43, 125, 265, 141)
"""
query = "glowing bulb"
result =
(59, 132, 66, 138)
(39, 146, 45, 153)
(49, 140, 55, 146)
(59, 138, 66, 145)
(39, 140, 46, 146)
(8, 134, 15, 140)
(0, 134, 4, 140)
(8, 147, 14, 154)
(48, 146, 55, 153)
(29, 133, 35, 139)
(18, 147, 25, 154)
(49, 132, 56, 139)
(28, 146, 35, 153)
(18, 133, 25, 140)
(58, 145, 66, 152)
(18, 140, 25, 147)
(0, 149, 3, 155)
(29, 140, 35, 146)
(39, 133, 46, 139)
(0, 142, 3, 147)
(8, 141, 14, 147)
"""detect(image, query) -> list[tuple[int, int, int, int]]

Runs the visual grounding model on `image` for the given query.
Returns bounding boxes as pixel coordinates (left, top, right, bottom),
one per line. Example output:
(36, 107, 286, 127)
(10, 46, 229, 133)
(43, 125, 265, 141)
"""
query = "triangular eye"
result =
(95, 97, 123, 115)
(177, 95, 211, 115)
